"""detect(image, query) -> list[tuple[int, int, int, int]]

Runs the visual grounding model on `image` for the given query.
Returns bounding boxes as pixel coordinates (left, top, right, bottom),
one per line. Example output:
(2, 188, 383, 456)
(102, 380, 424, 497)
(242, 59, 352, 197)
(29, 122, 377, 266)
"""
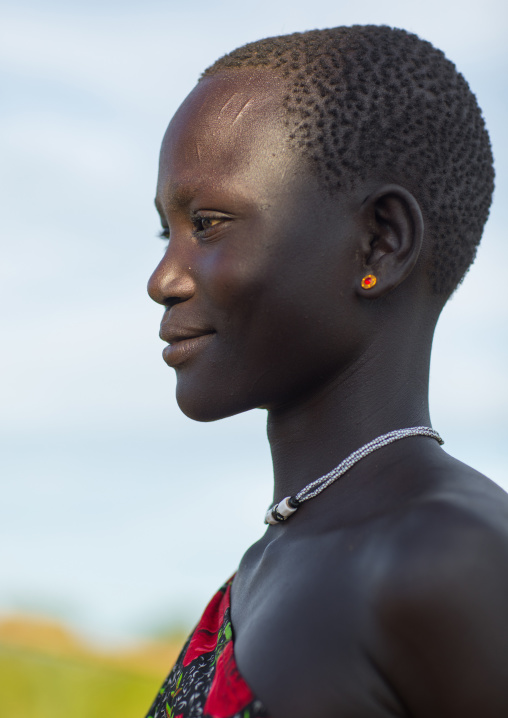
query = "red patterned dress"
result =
(145, 577, 269, 718)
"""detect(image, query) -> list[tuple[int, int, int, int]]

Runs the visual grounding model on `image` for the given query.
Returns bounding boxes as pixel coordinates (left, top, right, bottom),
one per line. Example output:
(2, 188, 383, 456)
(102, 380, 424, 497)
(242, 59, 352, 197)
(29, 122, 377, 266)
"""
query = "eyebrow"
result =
(154, 181, 202, 217)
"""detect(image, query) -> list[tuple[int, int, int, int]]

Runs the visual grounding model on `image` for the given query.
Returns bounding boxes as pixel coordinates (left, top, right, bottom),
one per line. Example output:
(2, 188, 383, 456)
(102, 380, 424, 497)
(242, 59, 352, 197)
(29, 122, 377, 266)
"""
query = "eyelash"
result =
(158, 214, 227, 244)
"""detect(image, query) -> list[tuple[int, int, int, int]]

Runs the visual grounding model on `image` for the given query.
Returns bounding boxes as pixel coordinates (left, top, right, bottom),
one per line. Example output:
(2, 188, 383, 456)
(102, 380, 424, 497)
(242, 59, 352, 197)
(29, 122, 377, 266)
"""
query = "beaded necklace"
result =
(264, 426, 443, 524)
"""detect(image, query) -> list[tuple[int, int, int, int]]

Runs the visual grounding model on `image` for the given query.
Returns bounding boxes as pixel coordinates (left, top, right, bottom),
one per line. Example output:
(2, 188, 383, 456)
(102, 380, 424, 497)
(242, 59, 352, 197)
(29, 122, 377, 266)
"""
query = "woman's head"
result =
(148, 26, 494, 421)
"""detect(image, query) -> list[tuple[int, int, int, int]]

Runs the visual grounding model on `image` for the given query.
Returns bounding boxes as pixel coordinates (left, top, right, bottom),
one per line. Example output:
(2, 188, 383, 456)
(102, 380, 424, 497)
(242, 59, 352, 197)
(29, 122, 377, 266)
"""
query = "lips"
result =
(160, 327, 215, 345)
(160, 322, 216, 367)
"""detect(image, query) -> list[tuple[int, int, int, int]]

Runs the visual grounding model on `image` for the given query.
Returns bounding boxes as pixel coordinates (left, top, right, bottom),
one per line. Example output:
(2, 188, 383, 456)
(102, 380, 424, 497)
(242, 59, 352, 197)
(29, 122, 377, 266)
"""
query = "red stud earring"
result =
(361, 274, 377, 289)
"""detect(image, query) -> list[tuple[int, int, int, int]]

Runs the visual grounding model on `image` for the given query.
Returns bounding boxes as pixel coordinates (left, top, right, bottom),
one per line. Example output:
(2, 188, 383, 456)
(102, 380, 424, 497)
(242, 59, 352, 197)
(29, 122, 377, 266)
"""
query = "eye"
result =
(195, 217, 221, 231)
(156, 212, 231, 248)
(192, 212, 231, 240)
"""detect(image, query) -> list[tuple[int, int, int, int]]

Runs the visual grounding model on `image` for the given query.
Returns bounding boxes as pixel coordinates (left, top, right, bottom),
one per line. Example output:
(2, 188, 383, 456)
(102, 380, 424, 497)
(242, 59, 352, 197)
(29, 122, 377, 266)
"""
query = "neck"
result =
(266, 332, 433, 503)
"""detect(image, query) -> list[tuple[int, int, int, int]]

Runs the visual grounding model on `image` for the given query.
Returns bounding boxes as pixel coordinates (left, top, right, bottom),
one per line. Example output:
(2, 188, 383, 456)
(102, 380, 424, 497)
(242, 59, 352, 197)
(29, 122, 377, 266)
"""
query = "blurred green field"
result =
(0, 616, 182, 718)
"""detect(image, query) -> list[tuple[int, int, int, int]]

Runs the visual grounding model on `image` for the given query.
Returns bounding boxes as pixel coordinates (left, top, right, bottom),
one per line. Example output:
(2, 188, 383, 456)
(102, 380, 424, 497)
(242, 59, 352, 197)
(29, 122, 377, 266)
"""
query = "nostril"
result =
(164, 296, 187, 310)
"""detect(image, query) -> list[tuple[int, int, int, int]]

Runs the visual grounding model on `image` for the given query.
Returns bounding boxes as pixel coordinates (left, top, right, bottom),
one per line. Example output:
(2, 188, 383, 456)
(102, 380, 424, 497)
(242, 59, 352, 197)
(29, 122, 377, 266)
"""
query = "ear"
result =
(355, 184, 424, 298)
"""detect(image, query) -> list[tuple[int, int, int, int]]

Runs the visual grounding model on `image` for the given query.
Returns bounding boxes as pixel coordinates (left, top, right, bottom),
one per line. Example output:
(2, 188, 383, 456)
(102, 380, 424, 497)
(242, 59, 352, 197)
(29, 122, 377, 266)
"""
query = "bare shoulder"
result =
(376, 454, 508, 581)
(371, 457, 508, 717)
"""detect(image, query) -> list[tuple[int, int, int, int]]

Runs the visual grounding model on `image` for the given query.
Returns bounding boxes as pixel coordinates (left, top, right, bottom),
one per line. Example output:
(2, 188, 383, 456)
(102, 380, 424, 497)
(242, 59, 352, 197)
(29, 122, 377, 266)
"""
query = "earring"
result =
(361, 274, 377, 289)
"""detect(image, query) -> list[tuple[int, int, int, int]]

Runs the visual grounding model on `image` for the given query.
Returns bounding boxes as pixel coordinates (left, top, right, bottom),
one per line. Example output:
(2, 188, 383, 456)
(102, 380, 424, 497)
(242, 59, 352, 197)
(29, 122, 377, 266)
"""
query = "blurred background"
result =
(1, 0, 507, 715)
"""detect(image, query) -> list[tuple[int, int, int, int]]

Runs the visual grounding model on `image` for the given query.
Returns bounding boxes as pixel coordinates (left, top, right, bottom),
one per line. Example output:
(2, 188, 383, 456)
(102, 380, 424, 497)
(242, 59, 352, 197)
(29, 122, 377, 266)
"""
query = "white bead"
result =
(264, 497, 299, 524)
(276, 497, 299, 519)
(264, 509, 279, 525)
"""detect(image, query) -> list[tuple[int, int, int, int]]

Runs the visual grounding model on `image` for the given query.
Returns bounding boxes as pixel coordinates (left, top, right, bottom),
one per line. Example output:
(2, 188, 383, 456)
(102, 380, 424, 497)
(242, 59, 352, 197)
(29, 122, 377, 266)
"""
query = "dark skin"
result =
(148, 69, 508, 717)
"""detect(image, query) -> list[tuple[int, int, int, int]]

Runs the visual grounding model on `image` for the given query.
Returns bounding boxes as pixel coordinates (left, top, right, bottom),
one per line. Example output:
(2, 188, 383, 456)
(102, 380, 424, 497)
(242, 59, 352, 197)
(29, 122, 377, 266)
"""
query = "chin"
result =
(175, 383, 253, 423)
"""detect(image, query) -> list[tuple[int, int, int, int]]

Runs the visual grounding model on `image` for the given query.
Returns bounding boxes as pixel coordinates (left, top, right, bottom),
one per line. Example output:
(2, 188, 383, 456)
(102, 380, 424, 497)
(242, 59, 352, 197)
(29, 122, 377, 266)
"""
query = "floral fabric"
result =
(145, 577, 269, 718)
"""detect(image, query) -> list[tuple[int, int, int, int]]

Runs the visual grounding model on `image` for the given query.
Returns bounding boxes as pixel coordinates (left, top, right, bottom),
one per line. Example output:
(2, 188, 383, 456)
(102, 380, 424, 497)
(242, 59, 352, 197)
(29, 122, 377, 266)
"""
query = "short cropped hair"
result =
(202, 26, 494, 296)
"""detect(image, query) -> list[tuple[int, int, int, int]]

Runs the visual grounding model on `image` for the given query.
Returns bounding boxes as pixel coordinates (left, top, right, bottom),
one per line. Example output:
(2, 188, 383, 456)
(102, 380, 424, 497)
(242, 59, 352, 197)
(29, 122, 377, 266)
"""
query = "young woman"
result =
(146, 25, 508, 718)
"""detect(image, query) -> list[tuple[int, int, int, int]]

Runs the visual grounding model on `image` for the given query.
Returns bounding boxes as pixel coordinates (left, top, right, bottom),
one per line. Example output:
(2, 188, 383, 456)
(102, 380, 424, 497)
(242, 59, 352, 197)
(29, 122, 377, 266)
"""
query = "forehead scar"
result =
(217, 93, 255, 123)
(231, 98, 254, 124)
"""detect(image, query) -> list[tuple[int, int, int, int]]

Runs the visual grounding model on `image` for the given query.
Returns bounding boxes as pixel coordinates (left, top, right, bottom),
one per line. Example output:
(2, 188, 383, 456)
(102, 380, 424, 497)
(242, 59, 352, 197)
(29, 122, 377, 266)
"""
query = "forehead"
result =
(157, 70, 299, 206)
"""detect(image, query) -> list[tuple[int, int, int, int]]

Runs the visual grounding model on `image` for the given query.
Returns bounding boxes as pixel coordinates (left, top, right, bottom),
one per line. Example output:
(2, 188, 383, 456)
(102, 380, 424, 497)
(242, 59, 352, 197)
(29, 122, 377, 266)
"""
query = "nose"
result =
(147, 241, 195, 308)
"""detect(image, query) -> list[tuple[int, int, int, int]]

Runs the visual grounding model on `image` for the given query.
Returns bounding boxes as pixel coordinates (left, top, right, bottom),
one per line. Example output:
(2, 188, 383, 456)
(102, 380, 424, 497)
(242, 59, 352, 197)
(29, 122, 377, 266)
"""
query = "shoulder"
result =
(372, 454, 508, 618)
(370, 470, 508, 717)
(374, 485, 508, 623)
(378, 454, 508, 577)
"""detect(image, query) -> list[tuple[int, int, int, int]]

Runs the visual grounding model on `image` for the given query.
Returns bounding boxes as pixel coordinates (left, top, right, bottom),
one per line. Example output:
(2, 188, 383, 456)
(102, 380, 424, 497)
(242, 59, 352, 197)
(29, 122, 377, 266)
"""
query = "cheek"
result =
(198, 243, 277, 312)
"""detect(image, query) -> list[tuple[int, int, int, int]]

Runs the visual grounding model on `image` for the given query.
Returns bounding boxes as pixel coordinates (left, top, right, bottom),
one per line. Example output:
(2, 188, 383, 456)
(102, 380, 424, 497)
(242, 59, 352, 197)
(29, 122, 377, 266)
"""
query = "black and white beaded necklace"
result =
(264, 426, 443, 525)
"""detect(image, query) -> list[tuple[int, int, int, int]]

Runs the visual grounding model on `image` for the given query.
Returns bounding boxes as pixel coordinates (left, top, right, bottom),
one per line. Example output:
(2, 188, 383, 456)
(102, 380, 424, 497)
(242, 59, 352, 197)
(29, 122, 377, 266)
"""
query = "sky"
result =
(1, 0, 507, 645)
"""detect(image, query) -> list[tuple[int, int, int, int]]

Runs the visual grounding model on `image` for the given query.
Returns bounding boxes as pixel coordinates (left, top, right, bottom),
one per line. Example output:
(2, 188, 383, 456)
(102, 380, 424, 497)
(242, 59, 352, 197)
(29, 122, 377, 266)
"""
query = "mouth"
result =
(160, 329, 216, 367)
